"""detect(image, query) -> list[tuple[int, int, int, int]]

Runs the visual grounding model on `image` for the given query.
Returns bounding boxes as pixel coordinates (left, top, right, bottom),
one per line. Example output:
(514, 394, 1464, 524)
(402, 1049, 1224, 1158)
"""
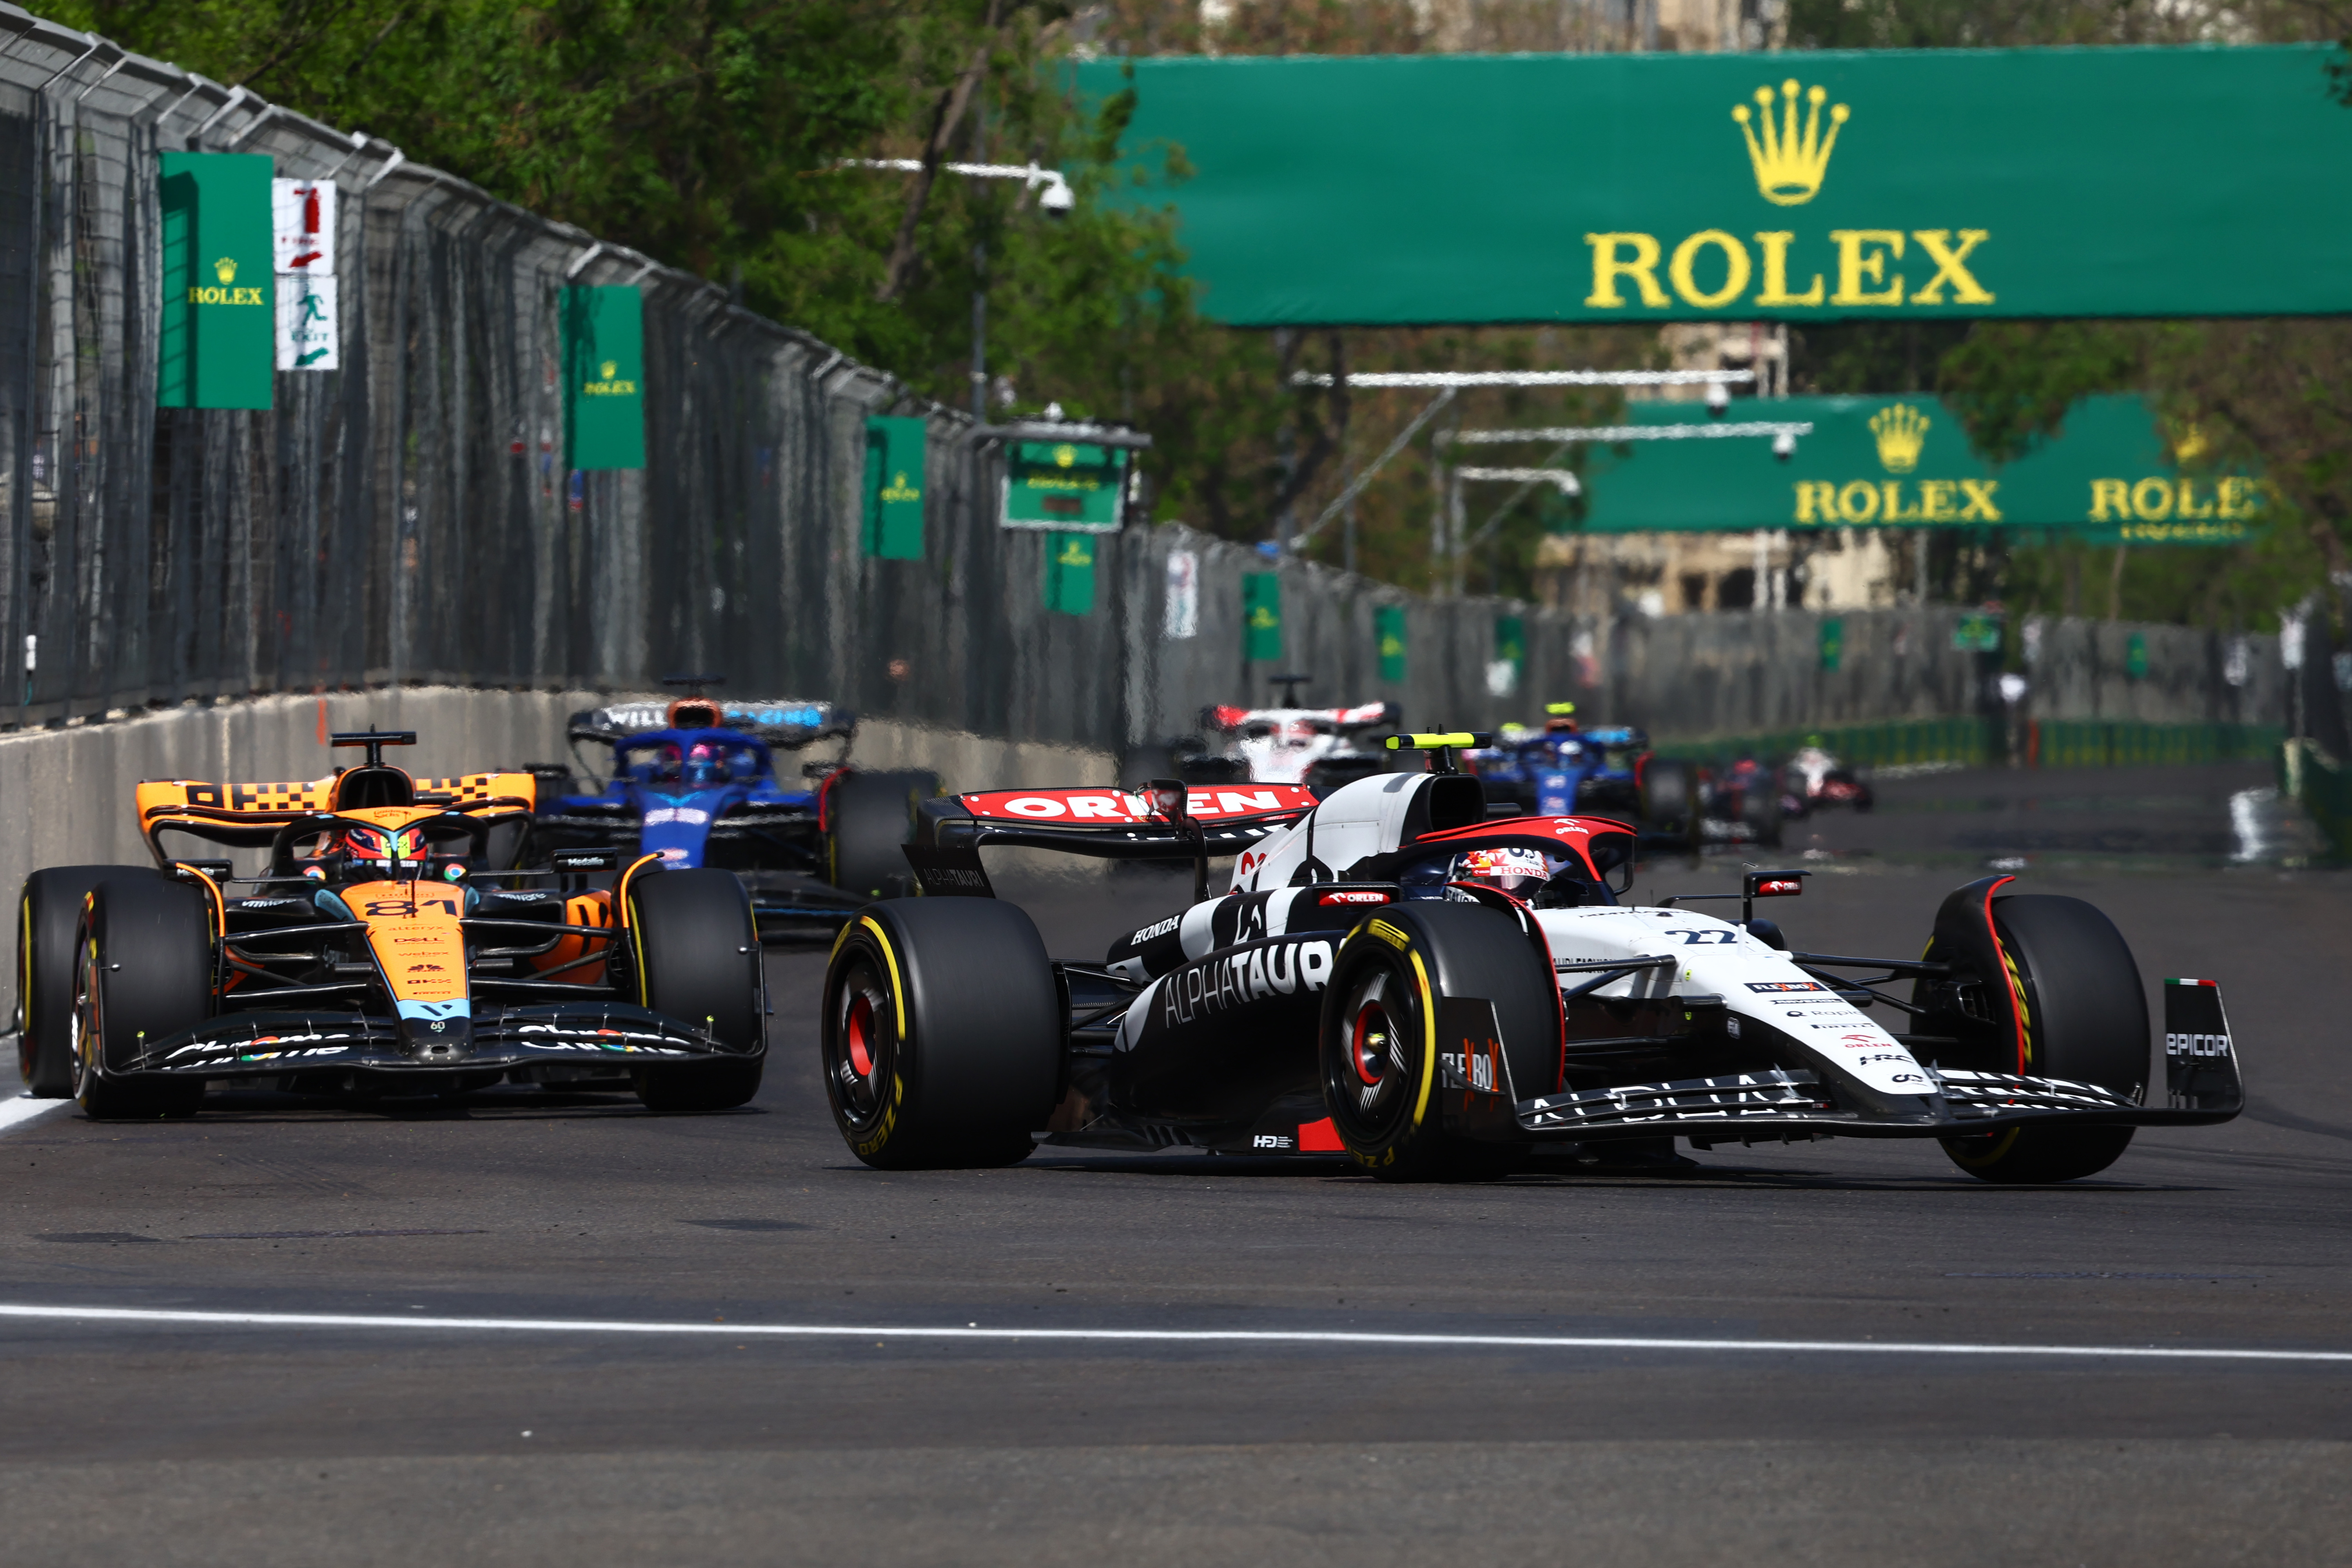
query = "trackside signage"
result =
(1074, 46, 2352, 325)
(158, 152, 274, 409)
(1574, 394, 2265, 544)
(958, 786, 1318, 822)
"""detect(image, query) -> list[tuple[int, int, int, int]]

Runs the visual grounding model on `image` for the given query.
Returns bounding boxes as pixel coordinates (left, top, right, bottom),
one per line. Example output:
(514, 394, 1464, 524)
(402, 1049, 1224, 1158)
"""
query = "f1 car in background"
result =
(1469, 703, 1705, 849)
(1172, 675, 1397, 798)
(1788, 737, 1875, 812)
(529, 679, 936, 933)
(15, 730, 764, 1116)
(827, 731, 2241, 1184)
(1698, 754, 1796, 848)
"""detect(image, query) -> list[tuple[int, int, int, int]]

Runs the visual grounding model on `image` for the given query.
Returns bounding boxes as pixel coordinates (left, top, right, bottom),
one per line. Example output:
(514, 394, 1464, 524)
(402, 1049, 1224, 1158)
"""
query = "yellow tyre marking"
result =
(1407, 949, 1436, 1132)
(857, 916, 908, 1040)
(19, 895, 33, 1037)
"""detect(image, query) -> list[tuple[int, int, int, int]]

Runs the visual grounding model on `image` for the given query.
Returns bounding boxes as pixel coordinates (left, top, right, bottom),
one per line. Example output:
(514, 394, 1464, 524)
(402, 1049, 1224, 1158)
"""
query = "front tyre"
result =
(72, 875, 212, 1121)
(1641, 760, 1702, 851)
(625, 867, 766, 1112)
(1319, 903, 1554, 1183)
(1940, 893, 2147, 1184)
(821, 899, 1060, 1169)
(18, 865, 156, 1096)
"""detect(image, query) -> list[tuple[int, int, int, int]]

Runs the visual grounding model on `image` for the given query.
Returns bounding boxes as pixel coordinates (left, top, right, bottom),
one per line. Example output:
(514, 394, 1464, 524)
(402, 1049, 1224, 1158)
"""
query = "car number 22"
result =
(1673, 929, 1739, 945)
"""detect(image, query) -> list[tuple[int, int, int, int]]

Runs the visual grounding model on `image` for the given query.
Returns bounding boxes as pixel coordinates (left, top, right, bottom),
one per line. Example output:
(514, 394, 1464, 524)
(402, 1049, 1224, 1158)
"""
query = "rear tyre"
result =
(825, 770, 938, 900)
(624, 868, 766, 1112)
(18, 866, 154, 1096)
(821, 899, 1060, 1169)
(72, 875, 212, 1121)
(1939, 894, 2147, 1184)
(1318, 902, 1555, 1183)
(1640, 760, 1702, 851)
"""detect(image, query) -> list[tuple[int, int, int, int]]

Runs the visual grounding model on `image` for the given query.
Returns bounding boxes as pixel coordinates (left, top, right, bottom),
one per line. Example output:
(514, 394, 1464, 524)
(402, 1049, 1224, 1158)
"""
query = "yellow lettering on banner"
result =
(1909, 230, 1994, 305)
(1838, 480, 1880, 523)
(1793, 481, 1837, 523)
(1828, 230, 1905, 306)
(1958, 479, 2002, 521)
(1752, 232, 1824, 307)
(2218, 476, 2262, 519)
(1584, 233, 1669, 309)
(1668, 230, 1750, 310)
(2175, 479, 2215, 519)
(1920, 480, 1958, 521)
(2131, 477, 2174, 521)
(2089, 479, 2130, 521)
(1880, 482, 1921, 523)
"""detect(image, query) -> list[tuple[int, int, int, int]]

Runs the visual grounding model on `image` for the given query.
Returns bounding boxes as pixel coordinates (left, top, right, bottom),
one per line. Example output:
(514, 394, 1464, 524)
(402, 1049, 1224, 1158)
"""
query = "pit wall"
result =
(0, 688, 1112, 1017)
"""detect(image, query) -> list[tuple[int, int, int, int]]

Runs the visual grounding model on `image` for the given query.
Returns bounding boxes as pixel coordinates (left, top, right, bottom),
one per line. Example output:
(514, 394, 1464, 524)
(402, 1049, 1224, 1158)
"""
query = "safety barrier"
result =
(1658, 717, 2283, 774)
(2281, 739, 2352, 859)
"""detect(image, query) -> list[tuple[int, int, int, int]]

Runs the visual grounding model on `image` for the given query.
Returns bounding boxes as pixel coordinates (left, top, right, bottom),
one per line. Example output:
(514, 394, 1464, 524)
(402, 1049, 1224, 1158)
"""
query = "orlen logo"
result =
(965, 786, 1315, 822)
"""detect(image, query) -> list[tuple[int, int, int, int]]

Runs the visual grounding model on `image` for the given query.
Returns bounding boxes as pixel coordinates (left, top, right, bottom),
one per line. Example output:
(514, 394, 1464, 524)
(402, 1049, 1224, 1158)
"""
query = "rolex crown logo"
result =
(1869, 403, 1930, 474)
(600, 360, 618, 380)
(1732, 79, 1850, 207)
(1053, 443, 1076, 468)
(213, 256, 238, 283)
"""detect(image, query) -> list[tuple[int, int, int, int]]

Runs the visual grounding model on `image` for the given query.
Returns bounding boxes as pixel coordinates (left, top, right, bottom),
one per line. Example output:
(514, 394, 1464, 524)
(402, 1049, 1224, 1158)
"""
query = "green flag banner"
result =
(563, 286, 646, 470)
(1243, 572, 1283, 662)
(1953, 610, 2004, 652)
(1819, 618, 1844, 673)
(158, 152, 274, 410)
(1077, 46, 2352, 325)
(1375, 603, 1407, 682)
(863, 417, 927, 560)
(1573, 394, 2264, 543)
(1003, 440, 1128, 530)
(1044, 531, 1097, 615)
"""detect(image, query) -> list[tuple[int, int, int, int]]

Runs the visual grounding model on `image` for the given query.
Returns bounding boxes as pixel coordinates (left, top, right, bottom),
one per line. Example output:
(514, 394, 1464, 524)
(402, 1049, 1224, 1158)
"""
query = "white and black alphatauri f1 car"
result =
(823, 734, 2241, 1183)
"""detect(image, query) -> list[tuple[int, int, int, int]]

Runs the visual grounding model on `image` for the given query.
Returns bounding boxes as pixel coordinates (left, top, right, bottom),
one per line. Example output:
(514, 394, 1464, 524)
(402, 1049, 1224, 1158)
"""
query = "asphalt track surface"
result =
(4, 761, 2348, 1566)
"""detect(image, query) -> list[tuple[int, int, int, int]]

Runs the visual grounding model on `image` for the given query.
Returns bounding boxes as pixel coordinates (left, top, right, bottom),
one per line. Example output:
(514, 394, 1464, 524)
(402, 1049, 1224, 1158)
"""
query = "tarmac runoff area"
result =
(1, 760, 2347, 1567)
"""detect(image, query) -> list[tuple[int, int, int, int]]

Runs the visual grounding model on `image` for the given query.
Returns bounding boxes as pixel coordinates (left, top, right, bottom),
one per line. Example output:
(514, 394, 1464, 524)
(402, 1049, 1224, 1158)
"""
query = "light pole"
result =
(841, 159, 1074, 420)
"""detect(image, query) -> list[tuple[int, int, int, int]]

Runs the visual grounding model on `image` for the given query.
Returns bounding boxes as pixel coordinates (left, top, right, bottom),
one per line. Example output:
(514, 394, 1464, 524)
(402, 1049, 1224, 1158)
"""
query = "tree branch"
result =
(874, 3, 1003, 304)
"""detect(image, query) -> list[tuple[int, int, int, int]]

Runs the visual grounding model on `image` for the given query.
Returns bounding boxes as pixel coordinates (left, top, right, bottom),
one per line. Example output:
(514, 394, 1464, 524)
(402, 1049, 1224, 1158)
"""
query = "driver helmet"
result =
(683, 741, 729, 786)
(1452, 845, 1553, 899)
(343, 823, 424, 867)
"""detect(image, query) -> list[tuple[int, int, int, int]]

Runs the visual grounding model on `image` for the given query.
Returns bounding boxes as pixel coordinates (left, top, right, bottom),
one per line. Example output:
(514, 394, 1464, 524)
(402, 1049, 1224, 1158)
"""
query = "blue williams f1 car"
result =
(1469, 704, 1708, 850)
(530, 681, 937, 933)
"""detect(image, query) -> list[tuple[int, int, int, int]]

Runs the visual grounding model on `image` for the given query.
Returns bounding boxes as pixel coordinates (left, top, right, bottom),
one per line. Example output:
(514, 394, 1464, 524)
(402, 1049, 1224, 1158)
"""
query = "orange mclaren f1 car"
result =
(15, 730, 764, 1118)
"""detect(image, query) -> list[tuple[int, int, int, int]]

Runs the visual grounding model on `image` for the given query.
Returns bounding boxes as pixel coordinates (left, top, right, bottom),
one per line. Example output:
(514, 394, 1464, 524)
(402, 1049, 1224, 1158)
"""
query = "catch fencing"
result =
(0, 4, 2290, 781)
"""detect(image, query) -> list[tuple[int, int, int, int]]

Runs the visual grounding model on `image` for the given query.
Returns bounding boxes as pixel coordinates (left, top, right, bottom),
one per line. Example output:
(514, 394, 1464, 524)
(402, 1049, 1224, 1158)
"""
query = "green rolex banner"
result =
(1375, 603, 1407, 682)
(1243, 572, 1283, 662)
(1003, 441, 1128, 530)
(1044, 532, 1096, 615)
(863, 417, 927, 560)
(1495, 615, 1526, 670)
(1077, 47, 2352, 325)
(1819, 618, 1844, 673)
(1572, 394, 2264, 544)
(158, 152, 274, 410)
(562, 286, 646, 470)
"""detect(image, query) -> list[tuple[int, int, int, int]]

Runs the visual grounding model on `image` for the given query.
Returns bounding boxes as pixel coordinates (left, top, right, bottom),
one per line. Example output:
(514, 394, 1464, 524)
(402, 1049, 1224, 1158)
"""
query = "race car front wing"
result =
(117, 1002, 753, 1081)
(1443, 979, 2244, 1147)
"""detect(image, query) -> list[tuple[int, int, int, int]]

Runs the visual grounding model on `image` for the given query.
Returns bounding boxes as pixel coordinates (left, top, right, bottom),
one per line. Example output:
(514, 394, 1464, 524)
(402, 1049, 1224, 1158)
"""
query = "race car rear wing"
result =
(138, 773, 537, 849)
(1202, 701, 1397, 731)
(907, 784, 1318, 900)
(566, 698, 854, 750)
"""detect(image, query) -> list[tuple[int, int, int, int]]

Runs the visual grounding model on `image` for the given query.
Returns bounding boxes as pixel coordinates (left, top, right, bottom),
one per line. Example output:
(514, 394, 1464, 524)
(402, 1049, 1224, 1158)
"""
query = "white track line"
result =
(0, 1093, 67, 1135)
(0, 1304, 2345, 1364)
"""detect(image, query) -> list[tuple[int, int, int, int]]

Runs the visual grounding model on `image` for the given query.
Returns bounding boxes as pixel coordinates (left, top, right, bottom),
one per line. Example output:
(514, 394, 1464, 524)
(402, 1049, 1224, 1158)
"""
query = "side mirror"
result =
(1743, 867, 1808, 924)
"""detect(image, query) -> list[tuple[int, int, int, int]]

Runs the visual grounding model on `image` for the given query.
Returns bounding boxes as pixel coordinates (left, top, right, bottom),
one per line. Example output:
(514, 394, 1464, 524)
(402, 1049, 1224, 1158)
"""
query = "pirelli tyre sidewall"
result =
(1939, 893, 2147, 1185)
(1319, 902, 1551, 1183)
(821, 898, 1060, 1169)
(72, 875, 212, 1120)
